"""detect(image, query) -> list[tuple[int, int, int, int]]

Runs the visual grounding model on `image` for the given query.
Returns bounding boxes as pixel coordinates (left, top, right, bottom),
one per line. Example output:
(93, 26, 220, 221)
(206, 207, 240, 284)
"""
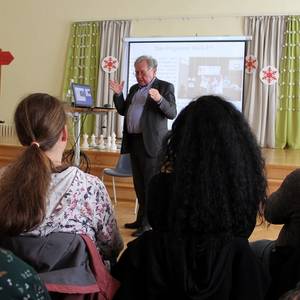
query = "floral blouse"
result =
(0, 248, 50, 299)
(25, 166, 123, 263)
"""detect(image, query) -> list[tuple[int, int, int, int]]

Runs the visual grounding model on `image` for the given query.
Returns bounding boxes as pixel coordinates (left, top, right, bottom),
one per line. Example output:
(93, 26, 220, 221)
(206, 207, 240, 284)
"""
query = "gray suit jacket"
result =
(113, 78, 177, 157)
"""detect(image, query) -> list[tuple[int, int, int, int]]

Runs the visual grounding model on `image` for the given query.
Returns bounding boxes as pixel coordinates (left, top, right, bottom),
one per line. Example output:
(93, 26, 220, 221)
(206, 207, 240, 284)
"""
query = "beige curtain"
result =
(244, 16, 285, 147)
(95, 20, 131, 137)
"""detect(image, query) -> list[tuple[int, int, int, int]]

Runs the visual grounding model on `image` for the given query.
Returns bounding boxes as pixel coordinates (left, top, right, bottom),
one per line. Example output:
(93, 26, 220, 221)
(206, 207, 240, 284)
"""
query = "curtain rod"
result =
(132, 14, 292, 21)
(73, 13, 300, 24)
(73, 19, 130, 24)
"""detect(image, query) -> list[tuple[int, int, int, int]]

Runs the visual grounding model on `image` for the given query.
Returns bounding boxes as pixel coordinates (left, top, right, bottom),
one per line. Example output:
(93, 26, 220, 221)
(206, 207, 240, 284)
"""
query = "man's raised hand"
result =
(109, 80, 124, 95)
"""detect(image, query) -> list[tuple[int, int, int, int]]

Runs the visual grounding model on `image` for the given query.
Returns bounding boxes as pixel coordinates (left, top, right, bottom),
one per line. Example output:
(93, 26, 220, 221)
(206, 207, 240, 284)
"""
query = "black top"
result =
(112, 173, 267, 300)
(113, 232, 266, 300)
(265, 168, 300, 248)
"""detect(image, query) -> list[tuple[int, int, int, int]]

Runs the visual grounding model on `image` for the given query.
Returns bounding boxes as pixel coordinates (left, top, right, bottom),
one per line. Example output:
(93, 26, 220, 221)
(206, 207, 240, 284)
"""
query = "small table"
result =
(65, 106, 116, 166)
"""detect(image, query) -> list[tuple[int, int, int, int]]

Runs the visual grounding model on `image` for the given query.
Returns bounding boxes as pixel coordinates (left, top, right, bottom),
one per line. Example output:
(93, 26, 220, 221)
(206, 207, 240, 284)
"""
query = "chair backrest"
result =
(115, 154, 132, 174)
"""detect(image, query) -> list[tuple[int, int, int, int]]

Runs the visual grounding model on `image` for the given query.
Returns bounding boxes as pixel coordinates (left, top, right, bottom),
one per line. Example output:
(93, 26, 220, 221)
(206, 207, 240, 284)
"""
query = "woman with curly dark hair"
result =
(112, 95, 268, 300)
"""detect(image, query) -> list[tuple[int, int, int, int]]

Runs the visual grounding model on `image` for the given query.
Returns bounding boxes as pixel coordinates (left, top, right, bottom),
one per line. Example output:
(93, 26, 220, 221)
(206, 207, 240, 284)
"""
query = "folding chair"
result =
(102, 153, 138, 214)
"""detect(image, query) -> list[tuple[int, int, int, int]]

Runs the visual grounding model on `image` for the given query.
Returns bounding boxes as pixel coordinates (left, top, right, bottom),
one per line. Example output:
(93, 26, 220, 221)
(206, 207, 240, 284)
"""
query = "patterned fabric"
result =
(62, 22, 100, 135)
(276, 16, 300, 148)
(24, 166, 123, 263)
(0, 248, 50, 299)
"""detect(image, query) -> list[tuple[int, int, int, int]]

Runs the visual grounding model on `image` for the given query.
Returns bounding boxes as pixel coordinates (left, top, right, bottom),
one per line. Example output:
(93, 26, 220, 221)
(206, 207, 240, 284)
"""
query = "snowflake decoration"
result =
(245, 55, 257, 74)
(101, 56, 119, 73)
(259, 65, 279, 85)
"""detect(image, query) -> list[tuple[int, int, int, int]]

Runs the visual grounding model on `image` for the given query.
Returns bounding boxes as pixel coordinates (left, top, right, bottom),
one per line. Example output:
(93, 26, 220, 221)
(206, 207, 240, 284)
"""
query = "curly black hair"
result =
(160, 95, 267, 238)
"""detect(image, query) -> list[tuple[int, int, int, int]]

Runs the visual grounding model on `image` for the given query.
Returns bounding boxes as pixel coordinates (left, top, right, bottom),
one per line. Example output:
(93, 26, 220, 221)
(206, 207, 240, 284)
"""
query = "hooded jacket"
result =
(24, 166, 123, 264)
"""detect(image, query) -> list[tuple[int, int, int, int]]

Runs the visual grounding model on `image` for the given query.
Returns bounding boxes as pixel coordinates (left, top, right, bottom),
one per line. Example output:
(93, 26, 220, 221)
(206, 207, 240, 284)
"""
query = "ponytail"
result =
(0, 93, 66, 235)
(0, 146, 52, 235)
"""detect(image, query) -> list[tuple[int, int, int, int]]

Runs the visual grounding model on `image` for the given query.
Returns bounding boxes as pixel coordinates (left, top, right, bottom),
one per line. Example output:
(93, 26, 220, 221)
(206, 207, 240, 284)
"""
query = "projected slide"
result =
(126, 39, 246, 118)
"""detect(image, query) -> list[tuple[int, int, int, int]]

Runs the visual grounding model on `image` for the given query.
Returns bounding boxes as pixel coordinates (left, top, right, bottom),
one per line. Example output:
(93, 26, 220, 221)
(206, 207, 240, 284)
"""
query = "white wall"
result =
(0, 0, 300, 122)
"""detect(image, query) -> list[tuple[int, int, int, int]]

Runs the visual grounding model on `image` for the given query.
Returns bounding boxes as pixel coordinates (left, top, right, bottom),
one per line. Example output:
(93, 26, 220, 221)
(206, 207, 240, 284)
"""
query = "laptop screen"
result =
(72, 83, 94, 108)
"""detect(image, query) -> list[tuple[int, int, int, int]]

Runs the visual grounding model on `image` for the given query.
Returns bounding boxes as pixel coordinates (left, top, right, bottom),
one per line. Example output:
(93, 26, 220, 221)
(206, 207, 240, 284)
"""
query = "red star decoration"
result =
(103, 57, 118, 72)
(261, 66, 278, 84)
(245, 56, 257, 73)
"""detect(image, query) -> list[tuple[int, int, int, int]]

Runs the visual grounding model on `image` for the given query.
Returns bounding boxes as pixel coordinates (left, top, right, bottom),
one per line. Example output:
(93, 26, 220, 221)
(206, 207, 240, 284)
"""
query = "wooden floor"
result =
(114, 201, 137, 246)
(262, 148, 300, 194)
(262, 147, 300, 166)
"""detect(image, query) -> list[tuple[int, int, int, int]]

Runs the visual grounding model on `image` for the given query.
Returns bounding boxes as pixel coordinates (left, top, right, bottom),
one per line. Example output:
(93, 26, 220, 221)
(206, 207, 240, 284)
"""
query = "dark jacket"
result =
(113, 78, 177, 157)
(265, 168, 300, 249)
(0, 232, 119, 300)
(112, 232, 266, 300)
(263, 169, 300, 299)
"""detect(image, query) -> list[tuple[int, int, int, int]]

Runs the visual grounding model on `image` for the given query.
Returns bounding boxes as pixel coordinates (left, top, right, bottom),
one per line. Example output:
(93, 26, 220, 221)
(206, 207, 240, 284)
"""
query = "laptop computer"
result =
(72, 83, 94, 108)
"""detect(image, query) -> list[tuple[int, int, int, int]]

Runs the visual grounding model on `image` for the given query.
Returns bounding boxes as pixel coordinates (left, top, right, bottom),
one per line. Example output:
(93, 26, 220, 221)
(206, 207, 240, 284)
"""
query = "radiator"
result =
(0, 124, 15, 137)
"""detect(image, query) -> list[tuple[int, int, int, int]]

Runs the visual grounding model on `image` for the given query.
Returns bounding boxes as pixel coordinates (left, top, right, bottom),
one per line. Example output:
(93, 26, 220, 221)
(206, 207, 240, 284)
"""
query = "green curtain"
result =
(62, 22, 100, 136)
(276, 16, 300, 148)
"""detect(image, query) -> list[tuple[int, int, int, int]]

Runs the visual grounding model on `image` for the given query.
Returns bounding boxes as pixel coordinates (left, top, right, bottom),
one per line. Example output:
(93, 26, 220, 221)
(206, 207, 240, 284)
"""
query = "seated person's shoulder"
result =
(278, 168, 300, 190)
(0, 248, 50, 299)
(288, 168, 300, 180)
(58, 166, 105, 192)
(75, 168, 106, 190)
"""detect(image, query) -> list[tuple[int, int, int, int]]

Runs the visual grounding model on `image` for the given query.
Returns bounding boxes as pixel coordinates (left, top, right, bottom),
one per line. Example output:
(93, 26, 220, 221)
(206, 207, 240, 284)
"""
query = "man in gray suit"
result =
(110, 55, 177, 237)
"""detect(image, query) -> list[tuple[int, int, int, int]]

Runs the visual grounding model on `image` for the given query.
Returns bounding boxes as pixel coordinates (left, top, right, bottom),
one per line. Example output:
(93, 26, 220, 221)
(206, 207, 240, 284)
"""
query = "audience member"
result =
(251, 169, 300, 299)
(0, 248, 50, 299)
(112, 95, 268, 299)
(0, 93, 123, 267)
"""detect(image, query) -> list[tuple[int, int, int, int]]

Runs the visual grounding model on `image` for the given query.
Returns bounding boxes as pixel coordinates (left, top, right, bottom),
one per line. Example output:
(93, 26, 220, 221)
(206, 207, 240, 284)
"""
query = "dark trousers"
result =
(127, 134, 158, 227)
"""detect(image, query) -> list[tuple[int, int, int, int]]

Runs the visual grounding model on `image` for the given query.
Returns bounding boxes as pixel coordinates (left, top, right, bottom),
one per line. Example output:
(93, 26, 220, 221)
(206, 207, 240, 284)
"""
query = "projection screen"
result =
(122, 36, 249, 127)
